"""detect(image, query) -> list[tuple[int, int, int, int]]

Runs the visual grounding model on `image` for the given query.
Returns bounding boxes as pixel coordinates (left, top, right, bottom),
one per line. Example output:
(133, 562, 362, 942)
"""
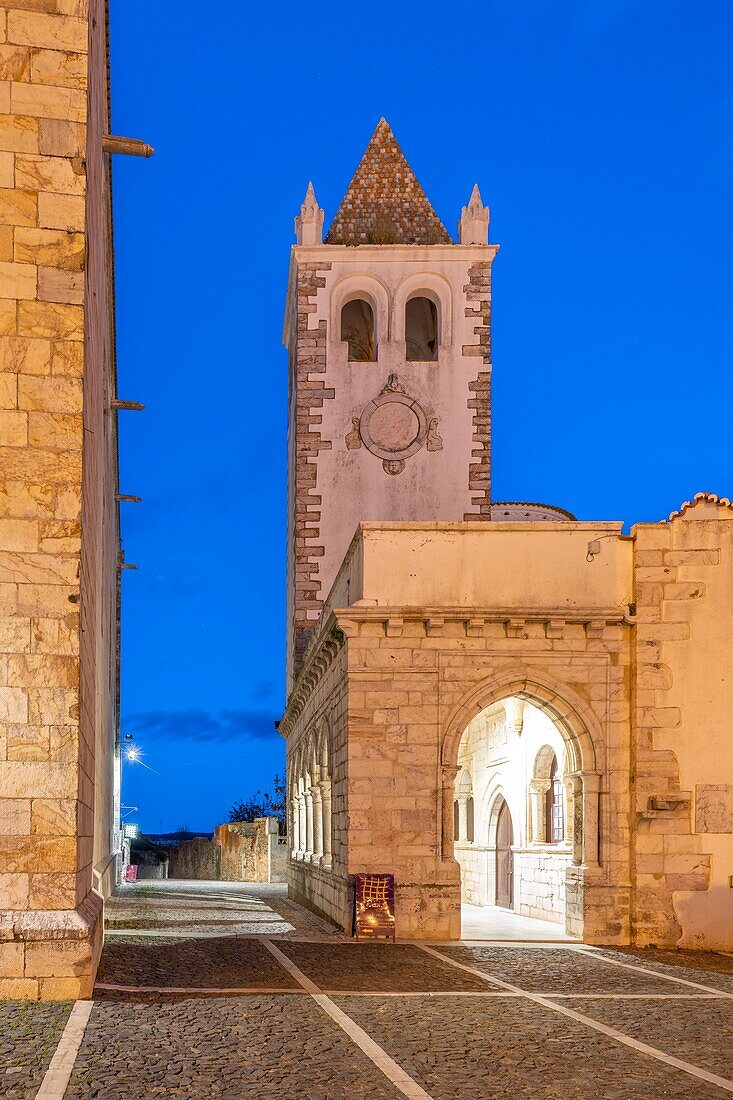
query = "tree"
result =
(229, 774, 286, 833)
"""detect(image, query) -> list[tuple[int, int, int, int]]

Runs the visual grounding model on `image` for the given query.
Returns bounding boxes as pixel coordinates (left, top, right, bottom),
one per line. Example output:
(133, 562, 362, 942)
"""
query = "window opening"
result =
(545, 756, 565, 843)
(341, 299, 375, 361)
(405, 297, 438, 361)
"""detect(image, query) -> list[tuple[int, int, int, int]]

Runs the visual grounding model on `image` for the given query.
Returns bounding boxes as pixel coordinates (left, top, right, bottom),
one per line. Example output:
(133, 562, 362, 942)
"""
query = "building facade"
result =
(0, 1, 133, 998)
(282, 121, 733, 949)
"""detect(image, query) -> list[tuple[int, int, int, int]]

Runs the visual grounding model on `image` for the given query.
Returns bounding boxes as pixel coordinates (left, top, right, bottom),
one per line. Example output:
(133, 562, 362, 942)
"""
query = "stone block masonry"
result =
(0, 0, 121, 999)
(167, 819, 287, 884)
(283, 508, 733, 949)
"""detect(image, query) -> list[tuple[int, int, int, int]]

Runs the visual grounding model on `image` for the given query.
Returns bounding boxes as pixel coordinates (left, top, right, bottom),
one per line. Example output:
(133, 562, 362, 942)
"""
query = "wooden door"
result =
(495, 799, 514, 909)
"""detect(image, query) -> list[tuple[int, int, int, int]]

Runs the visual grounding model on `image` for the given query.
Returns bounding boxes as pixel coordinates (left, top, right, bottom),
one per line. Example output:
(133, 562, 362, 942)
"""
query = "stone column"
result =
(291, 799, 300, 857)
(570, 775, 584, 865)
(320, 772, 332, 868)
(457, 796, 469, 844)
(304, 788, 314, 860)
(311, 784, 323, 861)
(298, 794, 307, 854)
(528, 780, 545, 844)
(441, 765, 460, 858)
(582, 772, 601, 869)
(563, 776, 575, 846)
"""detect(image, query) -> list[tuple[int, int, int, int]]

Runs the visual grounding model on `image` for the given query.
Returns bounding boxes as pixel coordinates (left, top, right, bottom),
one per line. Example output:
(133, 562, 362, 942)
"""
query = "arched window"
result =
(405, 296, 438, 361)
(341, 299, 375, 361)
(545, 756, 565, 843)
(453, 799, 460, 842)
(466, 796, 475, 843)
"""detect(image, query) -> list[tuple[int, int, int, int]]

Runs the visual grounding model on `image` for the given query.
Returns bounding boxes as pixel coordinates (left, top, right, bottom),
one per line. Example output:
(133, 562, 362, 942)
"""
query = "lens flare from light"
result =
(126, 747, 139, 762)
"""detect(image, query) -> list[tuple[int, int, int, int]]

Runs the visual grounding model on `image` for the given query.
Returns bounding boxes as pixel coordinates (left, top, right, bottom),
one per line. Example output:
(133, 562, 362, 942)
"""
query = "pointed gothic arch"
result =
(442, 667, 602, 779)
(441, 668, 603, 937)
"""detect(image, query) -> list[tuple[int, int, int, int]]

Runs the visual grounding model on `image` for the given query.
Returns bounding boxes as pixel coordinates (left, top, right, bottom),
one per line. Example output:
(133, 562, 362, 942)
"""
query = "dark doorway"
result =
(495, 798, 514, 909)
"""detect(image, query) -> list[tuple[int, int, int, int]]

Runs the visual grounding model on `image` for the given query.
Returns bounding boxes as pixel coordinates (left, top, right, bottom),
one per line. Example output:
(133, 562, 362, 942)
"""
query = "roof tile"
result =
(325, 119, 451, 246)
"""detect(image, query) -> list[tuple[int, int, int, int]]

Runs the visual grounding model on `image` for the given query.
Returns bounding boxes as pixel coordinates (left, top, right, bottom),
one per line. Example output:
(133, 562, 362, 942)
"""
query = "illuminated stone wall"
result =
(0, 0, 120, 999)
(283, 507, 733, 948)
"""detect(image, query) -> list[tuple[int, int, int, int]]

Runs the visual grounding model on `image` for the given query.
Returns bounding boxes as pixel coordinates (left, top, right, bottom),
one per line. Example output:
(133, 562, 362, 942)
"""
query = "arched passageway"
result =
(449, 686, 597, 939)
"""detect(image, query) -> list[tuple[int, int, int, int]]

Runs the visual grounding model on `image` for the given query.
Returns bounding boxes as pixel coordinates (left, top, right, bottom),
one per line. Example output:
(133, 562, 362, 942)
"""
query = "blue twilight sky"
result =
(113, 1, 733, 834)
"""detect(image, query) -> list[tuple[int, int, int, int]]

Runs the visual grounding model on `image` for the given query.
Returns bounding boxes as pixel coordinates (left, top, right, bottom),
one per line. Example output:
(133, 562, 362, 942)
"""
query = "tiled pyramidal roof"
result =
(325, 119, 452, 246)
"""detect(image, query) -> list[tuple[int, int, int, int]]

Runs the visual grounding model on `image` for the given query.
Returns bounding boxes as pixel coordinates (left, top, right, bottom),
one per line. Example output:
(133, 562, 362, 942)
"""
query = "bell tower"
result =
(284, 119, 498, 688)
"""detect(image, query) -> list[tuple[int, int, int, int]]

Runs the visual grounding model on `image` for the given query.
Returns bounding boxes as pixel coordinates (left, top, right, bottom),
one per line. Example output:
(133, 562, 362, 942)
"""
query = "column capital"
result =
(441, 763, 460, 787)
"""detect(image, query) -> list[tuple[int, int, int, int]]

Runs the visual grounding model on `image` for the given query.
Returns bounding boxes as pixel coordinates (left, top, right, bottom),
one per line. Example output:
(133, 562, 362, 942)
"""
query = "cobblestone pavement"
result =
(335, 994, 730, 1099)
(0, 1001, 70, 1098)
(8, 883, 733, 1098)
(106, 880, 344, 939)
(594, 945, 733, 992)
(278, 941, 491, 992)
(65, 995, 400, 1100)
(570, 998, 733, 1079)
(438, 944, 710, 995)
(97, 937, 300, 991)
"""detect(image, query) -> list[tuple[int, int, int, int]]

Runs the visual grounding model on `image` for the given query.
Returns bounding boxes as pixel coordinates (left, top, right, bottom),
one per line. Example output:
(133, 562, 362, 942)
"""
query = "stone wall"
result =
(285, 259, 331, 686)
(167, 837, 218, 880)
(341, 613, 628, 941)
(285, 630, 350, 931)
(284, 511, 733, 948)
(167, 819, 286, 884)
(0, 0, 119, 1000)
(630, 495, 733, 949)
(514, 851, 569, 923)
(282, 523, 630, 942)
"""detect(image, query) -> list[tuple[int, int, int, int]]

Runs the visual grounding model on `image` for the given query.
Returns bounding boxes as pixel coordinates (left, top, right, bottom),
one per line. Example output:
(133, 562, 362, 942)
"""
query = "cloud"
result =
(123, 708, 281, 743)
(252, 680, 277, 702)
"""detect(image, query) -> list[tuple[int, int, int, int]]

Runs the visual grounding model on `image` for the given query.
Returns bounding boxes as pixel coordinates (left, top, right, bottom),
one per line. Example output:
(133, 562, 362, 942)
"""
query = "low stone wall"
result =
(515, 850, 571, 922)
(167, 837, 218, 880)
(288, 858, 350, 931)
(456, 846, 487, 906)
(167, 818, 285, 883)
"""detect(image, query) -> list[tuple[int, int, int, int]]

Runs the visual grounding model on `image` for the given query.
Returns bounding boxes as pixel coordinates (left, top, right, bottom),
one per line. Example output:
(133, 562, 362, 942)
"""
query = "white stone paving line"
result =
(34, 1000, 93, 1100)
(262, 938, 434, 1100)
(420, 945, 733, 1095)
(93, 982, 312, 995)
(570, 944, 733, 998)
(92, 981, 724, 1000)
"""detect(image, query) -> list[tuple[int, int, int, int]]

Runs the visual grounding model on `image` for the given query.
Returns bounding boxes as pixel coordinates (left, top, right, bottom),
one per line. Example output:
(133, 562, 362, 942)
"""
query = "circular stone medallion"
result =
(359, 392, 429, 463)
(368, 402, 420, 452)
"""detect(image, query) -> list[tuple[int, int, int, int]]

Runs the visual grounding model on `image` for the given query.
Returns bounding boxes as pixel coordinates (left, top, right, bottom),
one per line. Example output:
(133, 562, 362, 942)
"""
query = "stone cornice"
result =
(280, 612, 345, 739)
(281, 605, 630, 737)
(335, 606, 629, 638)
(291, 244, 500, 264)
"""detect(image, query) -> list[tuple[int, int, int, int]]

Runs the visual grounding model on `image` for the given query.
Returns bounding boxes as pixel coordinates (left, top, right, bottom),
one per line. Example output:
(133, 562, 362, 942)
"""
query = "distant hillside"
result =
(146, 830, 214, 848)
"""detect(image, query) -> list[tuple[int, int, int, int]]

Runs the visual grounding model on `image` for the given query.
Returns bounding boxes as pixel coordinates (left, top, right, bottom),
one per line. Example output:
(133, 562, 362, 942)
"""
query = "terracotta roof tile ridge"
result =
(325, 118, 452, 247)
(668, 491, 733, 520)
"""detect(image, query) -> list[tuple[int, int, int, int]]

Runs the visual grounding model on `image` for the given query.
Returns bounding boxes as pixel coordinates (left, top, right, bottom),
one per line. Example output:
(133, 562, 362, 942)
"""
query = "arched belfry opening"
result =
(340, 298, 376, 362)
(405, 296, 438, 361)
(449, 685, 597, 939)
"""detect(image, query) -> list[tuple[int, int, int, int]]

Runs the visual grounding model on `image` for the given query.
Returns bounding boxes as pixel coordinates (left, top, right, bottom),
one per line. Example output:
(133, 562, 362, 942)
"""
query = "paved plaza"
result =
(5, 881, 733, 1099)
